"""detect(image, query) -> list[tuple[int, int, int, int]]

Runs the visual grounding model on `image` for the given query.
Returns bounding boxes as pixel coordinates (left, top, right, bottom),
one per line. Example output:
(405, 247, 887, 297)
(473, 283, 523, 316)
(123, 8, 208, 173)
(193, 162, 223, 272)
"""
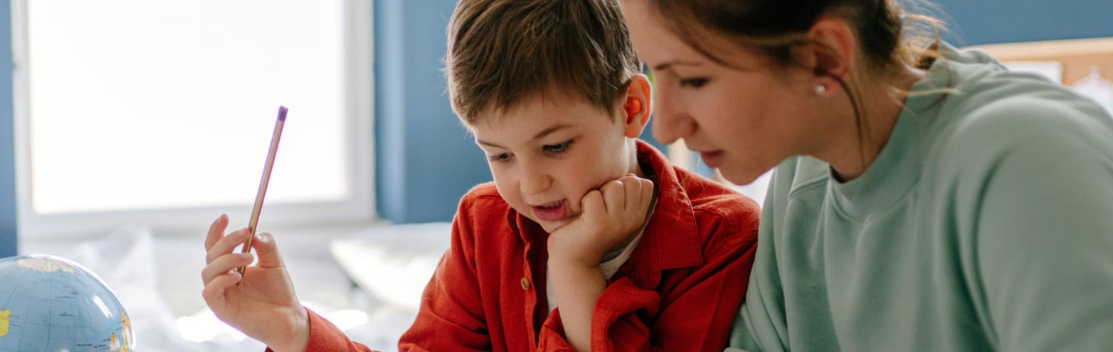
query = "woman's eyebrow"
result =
(654, 60, 703, 71)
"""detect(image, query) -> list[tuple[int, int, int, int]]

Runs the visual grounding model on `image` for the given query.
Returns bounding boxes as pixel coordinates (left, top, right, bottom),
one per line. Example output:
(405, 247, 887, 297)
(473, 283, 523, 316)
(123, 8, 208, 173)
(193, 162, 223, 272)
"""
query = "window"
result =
(12, 0, 375, 238)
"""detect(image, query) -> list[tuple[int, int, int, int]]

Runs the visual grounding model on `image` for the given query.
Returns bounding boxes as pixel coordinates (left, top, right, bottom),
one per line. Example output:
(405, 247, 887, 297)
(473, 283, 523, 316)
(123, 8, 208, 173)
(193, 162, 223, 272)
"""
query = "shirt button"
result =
(520, 277, 530, 290)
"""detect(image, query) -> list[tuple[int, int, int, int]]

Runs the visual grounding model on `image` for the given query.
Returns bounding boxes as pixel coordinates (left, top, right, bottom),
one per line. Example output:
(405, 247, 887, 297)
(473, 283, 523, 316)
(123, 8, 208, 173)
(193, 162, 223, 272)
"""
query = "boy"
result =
(200, 0, 761, 351)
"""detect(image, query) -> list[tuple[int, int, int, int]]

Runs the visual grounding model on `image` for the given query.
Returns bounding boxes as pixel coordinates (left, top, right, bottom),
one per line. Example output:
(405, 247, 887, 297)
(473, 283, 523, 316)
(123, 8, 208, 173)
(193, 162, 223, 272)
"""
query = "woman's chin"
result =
(719, 165, 765, 186)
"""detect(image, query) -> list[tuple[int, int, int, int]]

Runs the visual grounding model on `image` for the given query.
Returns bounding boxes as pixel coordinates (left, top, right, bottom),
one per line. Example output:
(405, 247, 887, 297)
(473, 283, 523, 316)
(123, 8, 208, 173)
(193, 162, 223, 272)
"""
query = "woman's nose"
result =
(651, 97, 696, 144)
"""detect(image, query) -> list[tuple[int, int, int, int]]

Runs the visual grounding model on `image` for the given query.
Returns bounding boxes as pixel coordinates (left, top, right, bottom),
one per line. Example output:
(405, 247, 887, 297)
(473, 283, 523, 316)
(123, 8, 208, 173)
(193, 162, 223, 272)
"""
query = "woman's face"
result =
(623, 0, 835, 185)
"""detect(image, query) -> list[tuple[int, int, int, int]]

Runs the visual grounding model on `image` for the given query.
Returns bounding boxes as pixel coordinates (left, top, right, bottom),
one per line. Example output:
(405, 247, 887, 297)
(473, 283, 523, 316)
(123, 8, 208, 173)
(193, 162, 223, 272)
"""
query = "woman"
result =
(621, 0, 1113, 351)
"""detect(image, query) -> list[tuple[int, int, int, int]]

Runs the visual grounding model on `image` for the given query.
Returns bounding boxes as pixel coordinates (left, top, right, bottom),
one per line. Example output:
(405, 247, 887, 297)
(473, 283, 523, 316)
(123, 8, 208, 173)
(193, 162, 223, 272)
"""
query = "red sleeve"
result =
(537, 210, 758, 352)
(263, 308, 379, 352)
(264, 198, 493, 352)
(396, 199, 493, 352)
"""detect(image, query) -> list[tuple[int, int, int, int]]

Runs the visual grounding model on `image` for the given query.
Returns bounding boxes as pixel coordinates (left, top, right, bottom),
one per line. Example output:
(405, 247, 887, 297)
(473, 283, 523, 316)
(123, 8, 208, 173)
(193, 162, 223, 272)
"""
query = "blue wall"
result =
(0, 0, 14, 258)
(932, 0, 1113, 46)
(373, 0, 493, 224)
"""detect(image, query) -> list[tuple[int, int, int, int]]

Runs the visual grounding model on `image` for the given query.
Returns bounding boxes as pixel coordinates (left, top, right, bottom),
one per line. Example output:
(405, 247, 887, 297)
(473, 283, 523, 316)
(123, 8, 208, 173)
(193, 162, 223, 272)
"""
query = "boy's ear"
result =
(622, 74, 652, 139)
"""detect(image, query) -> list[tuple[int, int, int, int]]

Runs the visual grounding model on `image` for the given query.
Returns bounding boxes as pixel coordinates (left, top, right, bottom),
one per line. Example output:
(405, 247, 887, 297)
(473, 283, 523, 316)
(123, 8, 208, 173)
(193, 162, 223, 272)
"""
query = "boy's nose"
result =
(520, 171, 552, 195)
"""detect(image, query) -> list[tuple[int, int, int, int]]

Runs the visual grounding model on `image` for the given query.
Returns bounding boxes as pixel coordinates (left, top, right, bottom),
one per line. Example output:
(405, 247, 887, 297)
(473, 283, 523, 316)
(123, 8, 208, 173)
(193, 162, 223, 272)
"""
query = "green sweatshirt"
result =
(729, 43, 1113, 352)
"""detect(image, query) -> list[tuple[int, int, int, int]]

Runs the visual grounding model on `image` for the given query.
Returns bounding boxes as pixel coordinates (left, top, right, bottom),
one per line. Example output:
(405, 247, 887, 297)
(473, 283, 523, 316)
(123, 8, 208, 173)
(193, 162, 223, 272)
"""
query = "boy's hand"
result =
(202, 215, 310, 352)
(548, 174, 655, 269)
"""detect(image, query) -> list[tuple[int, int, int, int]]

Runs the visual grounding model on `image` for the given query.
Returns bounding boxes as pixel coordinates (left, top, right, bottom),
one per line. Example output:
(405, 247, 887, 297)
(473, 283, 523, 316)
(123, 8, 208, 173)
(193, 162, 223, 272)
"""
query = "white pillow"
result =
(330, 223, 452, 311)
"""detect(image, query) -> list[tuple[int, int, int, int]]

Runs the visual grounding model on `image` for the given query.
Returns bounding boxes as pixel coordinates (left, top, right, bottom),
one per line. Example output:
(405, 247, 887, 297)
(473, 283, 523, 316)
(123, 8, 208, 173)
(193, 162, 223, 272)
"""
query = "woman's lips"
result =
(532, 199, 569, 221)
(699, 150, 725, 168)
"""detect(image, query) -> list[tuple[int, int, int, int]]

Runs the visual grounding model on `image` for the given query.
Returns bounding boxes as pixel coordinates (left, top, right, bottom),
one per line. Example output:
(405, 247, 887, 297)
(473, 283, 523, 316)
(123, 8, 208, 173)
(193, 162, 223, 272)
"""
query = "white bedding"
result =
(19, 223, 445, 352)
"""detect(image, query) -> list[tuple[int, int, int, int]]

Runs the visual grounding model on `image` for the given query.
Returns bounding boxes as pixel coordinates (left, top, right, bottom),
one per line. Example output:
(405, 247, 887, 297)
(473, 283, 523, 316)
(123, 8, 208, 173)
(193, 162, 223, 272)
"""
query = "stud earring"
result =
(815, 84, 827, 95)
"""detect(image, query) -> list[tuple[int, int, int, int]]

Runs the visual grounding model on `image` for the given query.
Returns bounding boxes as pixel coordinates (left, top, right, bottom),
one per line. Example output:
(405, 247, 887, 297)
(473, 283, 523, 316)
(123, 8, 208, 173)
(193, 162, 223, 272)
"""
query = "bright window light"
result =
(26, 0, 350, 214)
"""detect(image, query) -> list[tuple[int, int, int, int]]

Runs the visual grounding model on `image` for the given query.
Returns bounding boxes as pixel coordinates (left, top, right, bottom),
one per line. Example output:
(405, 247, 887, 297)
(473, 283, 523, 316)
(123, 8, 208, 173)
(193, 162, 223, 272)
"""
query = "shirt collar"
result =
(633, 140, 703, 270)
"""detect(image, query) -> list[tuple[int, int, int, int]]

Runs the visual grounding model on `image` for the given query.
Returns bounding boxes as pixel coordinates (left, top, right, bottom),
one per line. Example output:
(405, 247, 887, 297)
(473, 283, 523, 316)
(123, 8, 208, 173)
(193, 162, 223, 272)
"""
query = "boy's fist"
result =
(548, 174, 655, 268)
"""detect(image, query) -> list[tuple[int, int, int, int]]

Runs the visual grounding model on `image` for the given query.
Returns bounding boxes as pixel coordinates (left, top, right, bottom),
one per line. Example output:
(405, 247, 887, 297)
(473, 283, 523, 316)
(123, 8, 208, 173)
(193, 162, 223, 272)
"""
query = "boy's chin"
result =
(535, 217, 575, 234)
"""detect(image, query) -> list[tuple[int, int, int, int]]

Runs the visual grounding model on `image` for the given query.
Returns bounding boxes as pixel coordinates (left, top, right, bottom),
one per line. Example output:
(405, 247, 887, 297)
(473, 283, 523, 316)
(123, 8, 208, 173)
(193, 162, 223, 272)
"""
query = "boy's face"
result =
(472, 89, 644, 234)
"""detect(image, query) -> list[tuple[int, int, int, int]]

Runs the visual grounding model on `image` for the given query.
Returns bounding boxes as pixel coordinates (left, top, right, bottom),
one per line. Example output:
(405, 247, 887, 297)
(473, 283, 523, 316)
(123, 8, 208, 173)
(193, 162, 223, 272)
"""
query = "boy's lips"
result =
(531, 199, 569, 222)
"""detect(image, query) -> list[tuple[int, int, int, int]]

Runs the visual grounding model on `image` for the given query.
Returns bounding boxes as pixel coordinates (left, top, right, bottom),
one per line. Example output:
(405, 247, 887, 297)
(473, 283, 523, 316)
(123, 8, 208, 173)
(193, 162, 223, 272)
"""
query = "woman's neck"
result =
(823, 65, 928, 181)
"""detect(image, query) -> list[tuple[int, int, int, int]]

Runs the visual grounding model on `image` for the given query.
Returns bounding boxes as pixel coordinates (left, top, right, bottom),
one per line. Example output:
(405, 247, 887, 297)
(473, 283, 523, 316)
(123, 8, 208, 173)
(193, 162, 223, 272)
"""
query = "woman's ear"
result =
(799, 16, 858, 93)
(622, 74, 653, 138)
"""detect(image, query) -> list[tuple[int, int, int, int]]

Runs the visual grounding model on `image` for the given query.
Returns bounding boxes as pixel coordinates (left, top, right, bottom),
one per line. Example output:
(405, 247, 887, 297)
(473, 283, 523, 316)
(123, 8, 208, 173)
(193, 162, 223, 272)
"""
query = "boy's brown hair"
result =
(446, 0, 640, 125)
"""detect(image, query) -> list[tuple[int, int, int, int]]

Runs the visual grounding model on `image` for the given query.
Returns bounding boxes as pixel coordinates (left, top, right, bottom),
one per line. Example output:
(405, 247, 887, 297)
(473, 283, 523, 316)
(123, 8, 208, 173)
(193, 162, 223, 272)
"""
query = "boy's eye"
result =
(679, 77, 709, 88)
(488, 153, 512, 163)
(543, 140, 574, 154)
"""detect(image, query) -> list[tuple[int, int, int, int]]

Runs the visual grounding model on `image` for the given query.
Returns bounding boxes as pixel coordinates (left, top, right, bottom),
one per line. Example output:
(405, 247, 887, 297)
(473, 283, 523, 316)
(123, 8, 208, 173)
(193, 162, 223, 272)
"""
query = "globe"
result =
(0, 255, 135, 351)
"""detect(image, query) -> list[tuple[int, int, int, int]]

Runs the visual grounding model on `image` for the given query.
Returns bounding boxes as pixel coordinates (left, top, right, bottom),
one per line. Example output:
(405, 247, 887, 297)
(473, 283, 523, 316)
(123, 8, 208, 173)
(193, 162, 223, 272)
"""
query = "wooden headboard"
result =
(968, 37, 1113, 86)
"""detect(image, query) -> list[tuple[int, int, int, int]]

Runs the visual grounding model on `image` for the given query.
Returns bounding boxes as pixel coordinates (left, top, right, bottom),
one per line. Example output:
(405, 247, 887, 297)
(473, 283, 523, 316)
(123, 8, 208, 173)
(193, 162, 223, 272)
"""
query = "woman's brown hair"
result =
(647, 0, 947, 163)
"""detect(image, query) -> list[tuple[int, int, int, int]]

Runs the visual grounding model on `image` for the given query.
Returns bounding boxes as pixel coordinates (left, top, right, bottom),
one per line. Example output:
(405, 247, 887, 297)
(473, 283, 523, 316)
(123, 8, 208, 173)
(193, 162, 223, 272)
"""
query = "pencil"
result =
(238, 106, 288, 276)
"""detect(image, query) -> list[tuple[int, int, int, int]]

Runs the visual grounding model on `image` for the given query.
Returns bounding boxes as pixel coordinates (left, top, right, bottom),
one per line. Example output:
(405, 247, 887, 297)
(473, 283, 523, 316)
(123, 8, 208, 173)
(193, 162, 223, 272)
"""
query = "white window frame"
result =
(11, 0, 377, 239)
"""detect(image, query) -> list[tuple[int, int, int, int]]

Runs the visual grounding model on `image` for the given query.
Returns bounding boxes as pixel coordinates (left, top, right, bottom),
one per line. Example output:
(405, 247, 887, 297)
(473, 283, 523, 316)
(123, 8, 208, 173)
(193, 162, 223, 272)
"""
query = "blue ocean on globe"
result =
(0, 255, 135, 351)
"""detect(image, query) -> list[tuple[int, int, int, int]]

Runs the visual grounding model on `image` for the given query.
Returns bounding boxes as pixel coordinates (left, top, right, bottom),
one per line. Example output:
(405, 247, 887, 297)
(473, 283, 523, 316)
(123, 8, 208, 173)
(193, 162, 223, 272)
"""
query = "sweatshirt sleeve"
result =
(727, 160, 800, 352)
(955, 103, 1113, 352)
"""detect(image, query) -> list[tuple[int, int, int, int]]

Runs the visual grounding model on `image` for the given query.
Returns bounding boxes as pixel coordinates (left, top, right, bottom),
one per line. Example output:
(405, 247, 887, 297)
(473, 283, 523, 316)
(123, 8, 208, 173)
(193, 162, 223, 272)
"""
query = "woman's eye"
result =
(543, 140, 574, 154)
(488, 153, 512, 163)
(679, 78, 709, 88)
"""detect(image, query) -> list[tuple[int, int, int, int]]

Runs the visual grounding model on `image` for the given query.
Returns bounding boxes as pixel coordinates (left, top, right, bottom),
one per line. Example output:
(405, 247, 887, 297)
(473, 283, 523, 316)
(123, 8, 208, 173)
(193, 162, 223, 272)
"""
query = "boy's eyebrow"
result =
(531, 124, 572, 141)
(653, 60, 702, 71)
(476, 124, 572, 149)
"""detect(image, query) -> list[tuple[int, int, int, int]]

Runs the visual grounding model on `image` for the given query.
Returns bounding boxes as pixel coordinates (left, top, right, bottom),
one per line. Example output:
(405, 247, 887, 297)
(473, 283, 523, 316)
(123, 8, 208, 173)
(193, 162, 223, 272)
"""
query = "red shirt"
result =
(282, 141, 760, 352)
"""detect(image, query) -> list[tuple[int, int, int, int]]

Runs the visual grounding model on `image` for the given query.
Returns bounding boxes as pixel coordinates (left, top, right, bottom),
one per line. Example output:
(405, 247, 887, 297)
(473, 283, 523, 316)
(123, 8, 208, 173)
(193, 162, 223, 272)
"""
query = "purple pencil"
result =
(238, 106, 288, 277)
